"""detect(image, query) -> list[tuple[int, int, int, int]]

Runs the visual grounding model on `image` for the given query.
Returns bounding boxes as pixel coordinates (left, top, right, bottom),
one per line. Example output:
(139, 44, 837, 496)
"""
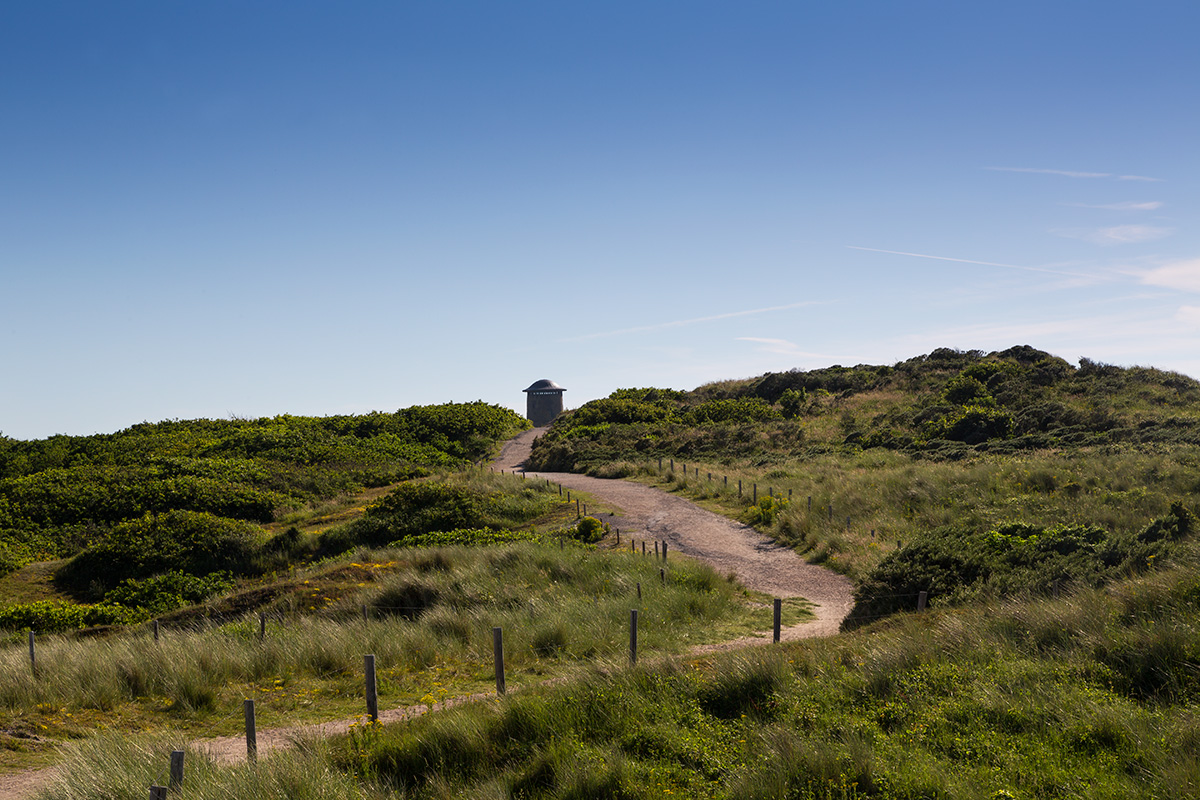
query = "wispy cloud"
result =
(986, 166, 1112, 178)
(1053, 225, 1173, 245)
(735, 337, 827, 358)
(846, 246, 1098, 279)
(564, 301, 820, 342)
(1139, 258, 1200, 293)
(1061, 201, 1164, 211)
(1177, 306, 1200, 326)
(986, 167, 1162, 182)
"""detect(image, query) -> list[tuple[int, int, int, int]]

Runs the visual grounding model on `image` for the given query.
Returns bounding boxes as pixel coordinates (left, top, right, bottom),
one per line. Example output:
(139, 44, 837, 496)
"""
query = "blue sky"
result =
(3, 1, 1198, 440)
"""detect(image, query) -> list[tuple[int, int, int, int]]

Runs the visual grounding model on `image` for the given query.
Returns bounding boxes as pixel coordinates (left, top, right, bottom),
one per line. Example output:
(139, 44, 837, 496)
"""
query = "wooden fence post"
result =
(739, 480, 742, 497)
(169, 750, 185, 791)
(629, 610, 638, 664)
(662, 541, 668, 560)
(753, 484, 757, 503)
(654, 541, 660, 558)
(153, 620, 159, 642)
(660, 568, 665, 585)
(774, 598, 782, 643)
(637, 582, 641, 600)
(244, 699, 257, 761)
(493, 627, 506, 695)
(365, 654, 378, 722)
(918, 591, 928, 612)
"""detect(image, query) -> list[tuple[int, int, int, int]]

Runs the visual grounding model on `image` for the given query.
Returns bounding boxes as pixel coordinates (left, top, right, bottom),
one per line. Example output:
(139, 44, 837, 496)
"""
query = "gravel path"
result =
(0, 429, 853, 798)
(494, 428, 853, 641)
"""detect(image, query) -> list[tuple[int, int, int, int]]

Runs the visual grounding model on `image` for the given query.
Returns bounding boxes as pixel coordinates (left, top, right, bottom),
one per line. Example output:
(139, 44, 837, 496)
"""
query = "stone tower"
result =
(523, 379, 566, 427)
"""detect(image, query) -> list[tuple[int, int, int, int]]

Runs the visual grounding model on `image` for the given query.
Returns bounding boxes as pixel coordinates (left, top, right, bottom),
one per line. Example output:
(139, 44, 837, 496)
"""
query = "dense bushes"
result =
(320, 474, 562, 554)
(843, 502, 1195, 628)
(56, 511, 266, 596)
(526, 346, 1200, 471)
(0, 403, 527, 578)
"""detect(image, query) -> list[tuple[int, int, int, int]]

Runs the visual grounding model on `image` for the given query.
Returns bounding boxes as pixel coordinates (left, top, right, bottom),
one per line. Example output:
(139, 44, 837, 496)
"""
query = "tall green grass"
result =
(0, 542, 760, 736)
(633, 446, 1200, 580)
(40, 557, 1200, 798)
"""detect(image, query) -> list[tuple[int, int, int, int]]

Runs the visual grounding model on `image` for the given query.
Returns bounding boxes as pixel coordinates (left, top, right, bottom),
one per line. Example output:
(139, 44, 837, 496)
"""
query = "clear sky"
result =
(3, 1, 1198, 440)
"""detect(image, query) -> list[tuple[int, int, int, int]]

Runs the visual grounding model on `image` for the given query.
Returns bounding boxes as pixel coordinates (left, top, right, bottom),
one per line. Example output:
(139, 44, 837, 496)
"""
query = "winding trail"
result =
(0, 430, 852, 798)
(494, 428, 853, 642)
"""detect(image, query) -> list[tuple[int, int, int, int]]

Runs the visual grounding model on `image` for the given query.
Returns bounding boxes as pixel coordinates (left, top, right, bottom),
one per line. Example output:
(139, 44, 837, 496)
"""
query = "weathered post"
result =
(660, 568, 665, 585)
(637, 582, 642, 600)
(753, 484, 757, 503)
(774, 598, 782, 643)
(662, 541, 668, 560)
(739, 479, 742, 497)
(642, 541, 646, 556)
(629, 610, 638, 664)
(244, 699, 257, 761)
(493, 627, 506, 694)
(153, 619, 160, 642)
(169, 750, 185, 791)
(365, 654, 378, 722)
(918, 591, 928, 612)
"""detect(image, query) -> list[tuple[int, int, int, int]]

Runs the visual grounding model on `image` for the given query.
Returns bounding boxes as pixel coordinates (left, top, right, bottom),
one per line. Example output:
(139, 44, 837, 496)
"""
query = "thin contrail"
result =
(847, 246, 1097, 279)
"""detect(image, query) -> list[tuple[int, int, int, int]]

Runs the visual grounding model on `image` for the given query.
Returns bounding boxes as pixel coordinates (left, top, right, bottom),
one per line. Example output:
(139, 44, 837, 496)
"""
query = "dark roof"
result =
(523, 379, 566, 393)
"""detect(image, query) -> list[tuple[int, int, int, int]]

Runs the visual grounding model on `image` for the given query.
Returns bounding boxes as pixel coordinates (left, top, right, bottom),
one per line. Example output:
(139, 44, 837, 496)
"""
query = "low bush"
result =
(843, 502, 1195, 628)
(56, 510, 263, 596)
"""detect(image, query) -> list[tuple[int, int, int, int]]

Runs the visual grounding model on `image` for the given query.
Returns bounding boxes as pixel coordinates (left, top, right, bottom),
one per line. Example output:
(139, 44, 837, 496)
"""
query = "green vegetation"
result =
(7, 344, 1200, 798)
(318, 471, 563, 554)
(40, 559, 1200, 798)
(528, 346, 1200, 470)
(1, 542, 770, 766)
(0, 403, 527, 623)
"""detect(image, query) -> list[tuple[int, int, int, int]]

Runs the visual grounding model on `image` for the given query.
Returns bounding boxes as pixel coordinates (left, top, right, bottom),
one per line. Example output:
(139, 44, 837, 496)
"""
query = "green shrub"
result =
(575, 517, 604, 543)
(844, 503, 1196, 629)
(102, 570, 235, 614)
(56, 510, 263, 595)
(0, 600, 137, 632)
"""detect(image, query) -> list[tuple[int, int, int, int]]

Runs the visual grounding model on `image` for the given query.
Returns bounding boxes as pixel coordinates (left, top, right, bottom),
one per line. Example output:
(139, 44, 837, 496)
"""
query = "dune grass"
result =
(0, 540, 782, 771)
(41, 555, 1200, 799)
(622, 445, 1200, 581)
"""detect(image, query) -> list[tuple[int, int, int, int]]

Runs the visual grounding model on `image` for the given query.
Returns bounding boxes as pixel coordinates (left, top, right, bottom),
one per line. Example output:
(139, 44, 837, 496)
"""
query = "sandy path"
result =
(494, 428, 853, 641)
(0, 429, 852, 798)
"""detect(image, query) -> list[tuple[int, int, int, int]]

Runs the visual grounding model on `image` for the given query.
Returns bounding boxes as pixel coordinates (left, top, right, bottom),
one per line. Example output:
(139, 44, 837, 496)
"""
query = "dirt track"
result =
(493, 428, 853, 641)
(0, 429, 853, 798)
